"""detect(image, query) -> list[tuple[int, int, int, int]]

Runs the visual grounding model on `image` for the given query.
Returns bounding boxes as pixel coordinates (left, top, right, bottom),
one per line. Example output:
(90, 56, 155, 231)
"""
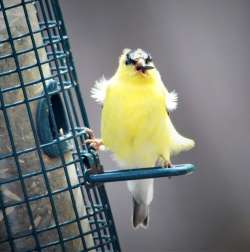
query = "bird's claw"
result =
(85, 138, 105, 151)
(156, 156, 172, 179)
(84, 127, 95, 139)
(84, 128, 105, 151)
(163, 161, 172, 168)
(156, 155, 172, 168)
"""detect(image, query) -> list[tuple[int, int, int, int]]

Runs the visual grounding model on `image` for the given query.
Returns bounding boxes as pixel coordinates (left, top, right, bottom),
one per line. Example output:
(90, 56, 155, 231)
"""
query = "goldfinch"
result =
(89, 48, 195, 228)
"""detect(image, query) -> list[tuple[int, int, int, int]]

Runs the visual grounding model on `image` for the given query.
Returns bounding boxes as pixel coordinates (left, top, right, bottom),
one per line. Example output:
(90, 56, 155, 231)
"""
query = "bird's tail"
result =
(127, 179, 153, 229)
(132, 198, 149, 229)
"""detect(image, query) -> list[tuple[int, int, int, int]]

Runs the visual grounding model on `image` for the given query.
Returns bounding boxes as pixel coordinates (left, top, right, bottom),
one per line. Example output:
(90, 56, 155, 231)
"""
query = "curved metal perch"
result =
(85, 164, 196, 184)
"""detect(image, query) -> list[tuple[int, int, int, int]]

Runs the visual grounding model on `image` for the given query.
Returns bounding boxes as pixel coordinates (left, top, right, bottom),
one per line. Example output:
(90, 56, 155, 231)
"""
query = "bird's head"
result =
(115, 48, 160, 83)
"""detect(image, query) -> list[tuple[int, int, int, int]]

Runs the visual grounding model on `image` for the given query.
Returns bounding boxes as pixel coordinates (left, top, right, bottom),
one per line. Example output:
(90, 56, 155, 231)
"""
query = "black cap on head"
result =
(125, 49, 153, 66)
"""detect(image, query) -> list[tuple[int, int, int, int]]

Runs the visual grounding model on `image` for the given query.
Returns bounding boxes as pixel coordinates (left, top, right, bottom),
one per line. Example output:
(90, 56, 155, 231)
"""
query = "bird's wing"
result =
(166, 90, 178, 112)
(160, 84, 194, 155)
(90, 76, 110, 104)
(160, 82, 178, 112)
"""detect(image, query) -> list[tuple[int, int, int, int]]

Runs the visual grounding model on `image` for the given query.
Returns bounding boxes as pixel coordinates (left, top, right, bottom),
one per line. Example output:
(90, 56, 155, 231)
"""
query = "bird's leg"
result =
(84, 127, 105, 151)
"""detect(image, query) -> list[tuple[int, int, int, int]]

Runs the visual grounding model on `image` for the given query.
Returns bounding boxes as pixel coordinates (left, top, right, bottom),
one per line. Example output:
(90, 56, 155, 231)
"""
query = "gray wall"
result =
(60, 1, 250, 251)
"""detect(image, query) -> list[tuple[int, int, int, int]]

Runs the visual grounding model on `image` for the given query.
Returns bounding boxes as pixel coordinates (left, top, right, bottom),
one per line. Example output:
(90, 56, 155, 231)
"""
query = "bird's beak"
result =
(135, 58, 154, 73)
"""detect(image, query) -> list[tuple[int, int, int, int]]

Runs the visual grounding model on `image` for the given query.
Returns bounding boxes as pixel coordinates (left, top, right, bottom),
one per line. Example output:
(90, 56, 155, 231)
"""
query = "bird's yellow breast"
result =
(101, 79, 170, 167)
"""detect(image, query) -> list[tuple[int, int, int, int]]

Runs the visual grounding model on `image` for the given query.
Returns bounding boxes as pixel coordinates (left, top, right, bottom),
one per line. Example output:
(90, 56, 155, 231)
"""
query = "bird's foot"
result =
(85, 138, 105, 151)
(155, 155, 172, 168)
(84, 128, 105, 151)
(155, 156, 172, 179)
(163, 160, 172, 168)
(84, 127, 95, 139)
(164, 161, 173, 179)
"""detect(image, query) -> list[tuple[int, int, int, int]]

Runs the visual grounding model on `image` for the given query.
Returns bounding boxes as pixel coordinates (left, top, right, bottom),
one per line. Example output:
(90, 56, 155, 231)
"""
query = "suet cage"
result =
(0, 1, 195, 251)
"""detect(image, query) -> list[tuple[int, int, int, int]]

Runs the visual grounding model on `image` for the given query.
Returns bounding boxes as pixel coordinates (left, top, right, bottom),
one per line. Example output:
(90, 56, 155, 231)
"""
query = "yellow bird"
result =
(89, 48, 195, 229)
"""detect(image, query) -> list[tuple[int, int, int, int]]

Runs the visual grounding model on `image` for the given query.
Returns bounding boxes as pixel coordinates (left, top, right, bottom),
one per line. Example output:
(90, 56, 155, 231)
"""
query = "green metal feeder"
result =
(0, 1, 195, 251)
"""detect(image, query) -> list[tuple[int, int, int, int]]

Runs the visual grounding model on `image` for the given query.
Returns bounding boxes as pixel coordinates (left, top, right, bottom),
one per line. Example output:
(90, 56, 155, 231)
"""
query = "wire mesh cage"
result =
(0, 0, 120, 251)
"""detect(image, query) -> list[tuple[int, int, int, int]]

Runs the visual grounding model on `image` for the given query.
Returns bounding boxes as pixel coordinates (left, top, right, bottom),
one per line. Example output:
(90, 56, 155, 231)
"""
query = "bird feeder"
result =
(0, 0, 195, 251)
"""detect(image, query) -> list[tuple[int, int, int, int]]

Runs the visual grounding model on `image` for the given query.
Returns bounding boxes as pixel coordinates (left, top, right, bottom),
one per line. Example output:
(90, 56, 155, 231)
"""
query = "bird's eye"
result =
(125, 55, 136, 65)
(145, 55, 152, 64)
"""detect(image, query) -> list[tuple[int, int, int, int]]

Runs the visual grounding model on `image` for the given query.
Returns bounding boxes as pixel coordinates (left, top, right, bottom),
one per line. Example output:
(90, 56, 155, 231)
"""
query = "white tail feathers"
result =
(127, 179, 154, 229)
(132, 199, 149, 229)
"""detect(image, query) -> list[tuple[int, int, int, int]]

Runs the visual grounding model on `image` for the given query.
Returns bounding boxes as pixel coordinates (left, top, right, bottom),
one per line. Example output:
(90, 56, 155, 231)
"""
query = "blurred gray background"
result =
(60, 1, 250, 251)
